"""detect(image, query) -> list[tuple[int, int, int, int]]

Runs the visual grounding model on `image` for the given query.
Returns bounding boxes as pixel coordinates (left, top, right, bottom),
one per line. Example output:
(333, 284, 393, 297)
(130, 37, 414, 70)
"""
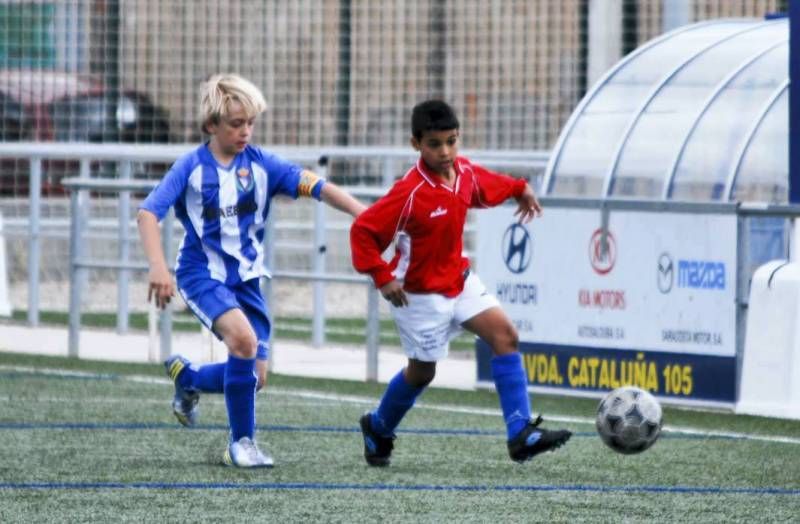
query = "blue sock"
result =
(491, 352, 531, 440)
(371, 370, 424, 437)
(196, 362, 226, 393)
(175, 363, 197, 391)
(175, 362, 225, 394)
(224, 355, 257, 442)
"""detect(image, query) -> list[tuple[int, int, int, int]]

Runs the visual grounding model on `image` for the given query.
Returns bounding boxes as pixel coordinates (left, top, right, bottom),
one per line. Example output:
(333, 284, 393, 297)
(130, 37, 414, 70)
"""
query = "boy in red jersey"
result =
(350, 100, 571, 466)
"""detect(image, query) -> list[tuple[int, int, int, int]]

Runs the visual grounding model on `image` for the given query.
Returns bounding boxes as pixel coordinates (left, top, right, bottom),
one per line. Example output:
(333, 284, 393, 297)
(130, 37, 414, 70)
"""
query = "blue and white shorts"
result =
(177, 276, 271, 360)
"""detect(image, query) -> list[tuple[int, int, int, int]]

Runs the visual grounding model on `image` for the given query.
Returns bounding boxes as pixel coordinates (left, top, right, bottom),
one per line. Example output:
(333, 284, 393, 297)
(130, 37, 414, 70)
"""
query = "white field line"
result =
(2, 365, 799, 445)
(0, 396, 325, 408)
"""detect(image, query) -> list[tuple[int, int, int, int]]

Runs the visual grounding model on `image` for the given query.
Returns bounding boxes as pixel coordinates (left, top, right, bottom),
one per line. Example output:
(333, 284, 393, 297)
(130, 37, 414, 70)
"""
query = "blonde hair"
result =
(200, 74, 267, 133)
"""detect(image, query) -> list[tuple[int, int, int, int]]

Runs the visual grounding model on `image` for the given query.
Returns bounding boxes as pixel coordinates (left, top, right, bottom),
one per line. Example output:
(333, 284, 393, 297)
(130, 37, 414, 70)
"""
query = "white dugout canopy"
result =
(544, 17, 788, 204)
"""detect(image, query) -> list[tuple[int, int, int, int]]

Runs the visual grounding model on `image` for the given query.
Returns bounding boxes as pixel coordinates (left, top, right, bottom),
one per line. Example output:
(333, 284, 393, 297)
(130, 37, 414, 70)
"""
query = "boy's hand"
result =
(147, 264, 175, 310)
(379, 280, 408, 307)
(514, 185, 543, 224)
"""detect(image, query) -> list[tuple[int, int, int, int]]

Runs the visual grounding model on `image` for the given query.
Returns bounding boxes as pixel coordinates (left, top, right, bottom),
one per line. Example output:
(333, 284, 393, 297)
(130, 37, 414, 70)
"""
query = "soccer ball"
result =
(596, 386, 663, 454)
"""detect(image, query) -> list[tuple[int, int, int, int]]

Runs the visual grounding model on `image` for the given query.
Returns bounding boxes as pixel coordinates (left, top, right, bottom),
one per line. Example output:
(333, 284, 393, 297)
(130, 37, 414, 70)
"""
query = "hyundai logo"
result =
(502, 223, 532, 274)
(657, 252, 673, 294)
(588, 228, 616, 275)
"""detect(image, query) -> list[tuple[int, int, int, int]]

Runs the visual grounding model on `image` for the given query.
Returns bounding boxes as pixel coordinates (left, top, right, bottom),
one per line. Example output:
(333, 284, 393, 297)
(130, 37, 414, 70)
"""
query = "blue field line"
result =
(0, 421, 525, 436)
(0, 481, 797, 496)
(0, 421, 741, 441)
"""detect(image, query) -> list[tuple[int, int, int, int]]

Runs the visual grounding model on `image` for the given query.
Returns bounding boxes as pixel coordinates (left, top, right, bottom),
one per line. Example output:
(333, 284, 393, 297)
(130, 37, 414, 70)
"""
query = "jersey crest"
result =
(236, 167, 253, 193)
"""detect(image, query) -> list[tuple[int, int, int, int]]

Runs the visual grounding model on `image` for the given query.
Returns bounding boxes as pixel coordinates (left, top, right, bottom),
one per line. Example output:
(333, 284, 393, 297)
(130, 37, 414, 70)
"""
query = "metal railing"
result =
(21, 142, 799, 395)
(3, 142, 549, 382)
(0, 141, 547, 324)
(61, 174, 386, 378)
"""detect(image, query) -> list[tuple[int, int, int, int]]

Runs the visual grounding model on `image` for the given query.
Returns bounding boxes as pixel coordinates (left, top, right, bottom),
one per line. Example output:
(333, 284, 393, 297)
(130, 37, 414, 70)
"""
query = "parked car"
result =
(0, 69, 171, 195)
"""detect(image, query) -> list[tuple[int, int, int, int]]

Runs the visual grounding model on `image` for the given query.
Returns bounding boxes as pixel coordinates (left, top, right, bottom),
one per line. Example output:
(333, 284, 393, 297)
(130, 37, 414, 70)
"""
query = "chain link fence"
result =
(0, 0, 788, 318)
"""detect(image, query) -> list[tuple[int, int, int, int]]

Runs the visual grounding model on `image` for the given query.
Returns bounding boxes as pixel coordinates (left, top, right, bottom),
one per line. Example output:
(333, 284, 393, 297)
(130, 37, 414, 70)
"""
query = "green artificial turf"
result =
(0, 351, 798, 522)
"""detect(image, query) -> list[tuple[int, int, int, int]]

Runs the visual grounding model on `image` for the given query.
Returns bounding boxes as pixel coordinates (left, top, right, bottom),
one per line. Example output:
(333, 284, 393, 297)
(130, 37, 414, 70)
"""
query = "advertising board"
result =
(475, 206, 738, 403)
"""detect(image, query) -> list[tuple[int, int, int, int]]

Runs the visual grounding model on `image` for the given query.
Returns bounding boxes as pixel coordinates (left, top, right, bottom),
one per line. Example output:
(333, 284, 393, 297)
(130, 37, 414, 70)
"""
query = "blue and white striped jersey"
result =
(140, 143, 324, 286)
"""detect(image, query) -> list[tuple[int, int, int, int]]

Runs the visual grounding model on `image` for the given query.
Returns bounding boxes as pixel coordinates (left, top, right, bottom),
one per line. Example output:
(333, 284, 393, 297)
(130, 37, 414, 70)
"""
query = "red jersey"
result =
(350, 156, 527, 297)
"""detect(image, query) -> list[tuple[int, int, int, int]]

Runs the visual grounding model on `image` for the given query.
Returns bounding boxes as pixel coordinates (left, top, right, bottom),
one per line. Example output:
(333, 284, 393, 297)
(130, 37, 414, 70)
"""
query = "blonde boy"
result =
(138, 74, 365, 467)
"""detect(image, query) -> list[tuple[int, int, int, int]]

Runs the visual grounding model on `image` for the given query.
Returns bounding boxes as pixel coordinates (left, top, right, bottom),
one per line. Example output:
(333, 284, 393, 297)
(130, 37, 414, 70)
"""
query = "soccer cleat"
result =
(164, 354, 199, 427)
(507, 415, 572, 463)
(222, 437, 274, 468)
(359, 412, 395, 467)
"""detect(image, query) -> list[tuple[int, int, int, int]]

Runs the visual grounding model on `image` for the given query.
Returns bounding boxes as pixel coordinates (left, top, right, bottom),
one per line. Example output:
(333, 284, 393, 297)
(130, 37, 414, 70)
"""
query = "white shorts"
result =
(390, 272, 500, 362)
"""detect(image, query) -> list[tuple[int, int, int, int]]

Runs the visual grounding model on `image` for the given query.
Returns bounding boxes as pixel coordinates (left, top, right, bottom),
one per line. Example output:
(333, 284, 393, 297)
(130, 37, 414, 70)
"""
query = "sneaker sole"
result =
(222, 448, 274, 468)
(172, 407, 194, 427)
(171, 396, 198, 427)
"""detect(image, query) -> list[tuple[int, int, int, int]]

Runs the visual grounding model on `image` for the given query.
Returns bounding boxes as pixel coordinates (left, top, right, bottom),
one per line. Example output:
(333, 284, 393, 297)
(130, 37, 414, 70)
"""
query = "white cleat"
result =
(222, 437, 274, 468)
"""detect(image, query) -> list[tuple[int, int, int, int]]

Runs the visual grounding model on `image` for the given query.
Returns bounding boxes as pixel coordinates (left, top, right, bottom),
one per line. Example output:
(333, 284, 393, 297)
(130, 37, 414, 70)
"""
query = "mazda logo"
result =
(657, 252, 673, 294)
(502, 223, 532, 274)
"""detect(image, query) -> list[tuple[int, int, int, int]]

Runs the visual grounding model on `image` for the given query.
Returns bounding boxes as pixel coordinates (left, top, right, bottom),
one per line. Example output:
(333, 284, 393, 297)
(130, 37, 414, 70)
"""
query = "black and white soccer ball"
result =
(596, 386, 663, 454)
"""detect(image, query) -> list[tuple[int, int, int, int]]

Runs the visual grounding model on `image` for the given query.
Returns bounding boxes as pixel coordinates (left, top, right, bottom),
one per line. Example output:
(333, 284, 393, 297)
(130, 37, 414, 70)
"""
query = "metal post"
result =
(147, 299, 158, 363)
(263, 207, 276, 370)
(117, 160, 131, 333)
(335, 0, 352, 146)
(488, 1, 501, 149)
(791, 0, 800, 202)
(587, 0, 622, 88)
(0, 214, 10, 316)
(27, 158, 42, 326)
(599, 200, 611, 257)
(366, 285, 380, 382)
(159, 210, 174, 360)
(77, 159, 91, 317)
(382, 157, 395, 188)
(662, 0, 690, 33)
(734, 212, 750, 403)
(311, 158, 328, 348)
(68, 187, 86, 357)
(428, 0, 446, 98)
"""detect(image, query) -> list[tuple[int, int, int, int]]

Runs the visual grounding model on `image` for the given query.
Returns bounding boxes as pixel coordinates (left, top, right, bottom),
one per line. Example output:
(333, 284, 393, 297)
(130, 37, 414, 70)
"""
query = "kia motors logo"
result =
(657, 252, 674, 294)
(502, 223, 532, 274)
(588, 228, 616, 275)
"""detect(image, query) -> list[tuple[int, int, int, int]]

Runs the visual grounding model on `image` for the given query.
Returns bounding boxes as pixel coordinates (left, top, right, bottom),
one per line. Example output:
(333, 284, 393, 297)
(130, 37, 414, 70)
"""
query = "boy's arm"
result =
(137, 209, 174, 309)
(350, 184, 409, 290)
(470, 164, 542, 223)
(135, 155, 192, 309)
(351, 219, 405, 305)
(319, 179, 367, 218)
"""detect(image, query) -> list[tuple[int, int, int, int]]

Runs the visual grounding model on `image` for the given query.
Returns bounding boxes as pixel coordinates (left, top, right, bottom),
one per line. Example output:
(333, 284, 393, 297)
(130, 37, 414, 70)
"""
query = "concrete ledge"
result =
(0, 324, 476, 390)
